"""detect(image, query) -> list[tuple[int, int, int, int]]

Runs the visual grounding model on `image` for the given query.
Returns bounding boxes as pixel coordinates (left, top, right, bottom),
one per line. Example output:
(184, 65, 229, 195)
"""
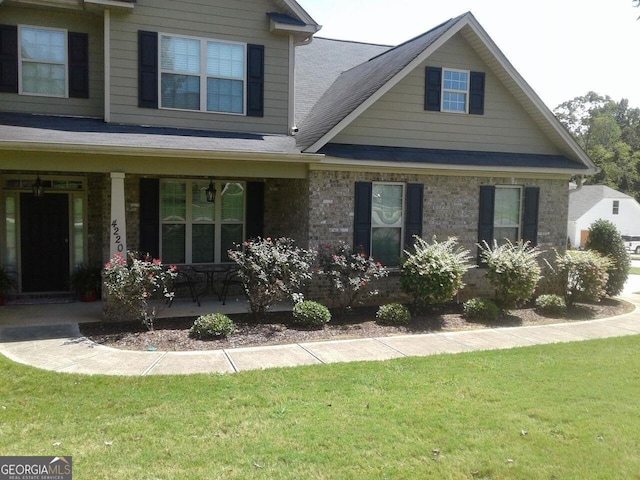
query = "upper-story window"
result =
(160, 34, 246, 114)
(19, 26, 67, 97)
(442, 69, 469, 113)
(425, 66, 485, 115)
(613, 200, 619, 215)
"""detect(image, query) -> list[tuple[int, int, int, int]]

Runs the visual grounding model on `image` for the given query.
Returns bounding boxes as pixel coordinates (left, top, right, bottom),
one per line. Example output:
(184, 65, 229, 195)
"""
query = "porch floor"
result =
(0, 295, 269, 329)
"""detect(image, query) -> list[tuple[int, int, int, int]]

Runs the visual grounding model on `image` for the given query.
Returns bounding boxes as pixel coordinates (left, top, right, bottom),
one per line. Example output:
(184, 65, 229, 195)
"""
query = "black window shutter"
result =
(0, 25, 18, 93)
(404, 183, 424, 251)
(138, 31, 158, 108)
(469, 71, 485, 115)
(68, 32, 89, 98)
(522, 187, 540, 246)
(245, 181, 265, 241)
(139, 178, 160, 259)
(353, 182, 372, 256)
(478, 185, 495, 264)
(424, 66, 442, 111)
(246, 44, 264, 117)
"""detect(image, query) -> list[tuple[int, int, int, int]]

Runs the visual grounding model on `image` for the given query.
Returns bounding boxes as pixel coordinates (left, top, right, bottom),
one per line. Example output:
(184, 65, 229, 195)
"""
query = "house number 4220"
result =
(111, 219, 124, 252)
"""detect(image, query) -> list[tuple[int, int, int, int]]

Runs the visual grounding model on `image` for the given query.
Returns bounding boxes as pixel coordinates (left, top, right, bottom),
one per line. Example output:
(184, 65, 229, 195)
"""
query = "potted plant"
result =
(0, 266, 16, 306)
(70, 265, 102, 302)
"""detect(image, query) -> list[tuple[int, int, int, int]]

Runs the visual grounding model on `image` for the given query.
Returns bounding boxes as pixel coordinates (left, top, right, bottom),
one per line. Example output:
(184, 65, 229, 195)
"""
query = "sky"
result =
(298, 0, 640, 111)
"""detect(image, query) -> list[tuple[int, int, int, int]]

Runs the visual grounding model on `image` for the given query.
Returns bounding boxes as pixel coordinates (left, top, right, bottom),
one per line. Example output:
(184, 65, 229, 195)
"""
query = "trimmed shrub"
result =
(401, 236, 474, 309)
(375, 303, 412, 326)
(317, 243, 388, 309)
(584, 219, 630, 296)
(554, 249, 613, 305)
(535, 294, 566, 316)
(189, 313, 235, 339)
(227, 237, 315, 316)
(478, 240, 542, 308)
(462, 297, 500, 322)
(291, 301, 331, 328)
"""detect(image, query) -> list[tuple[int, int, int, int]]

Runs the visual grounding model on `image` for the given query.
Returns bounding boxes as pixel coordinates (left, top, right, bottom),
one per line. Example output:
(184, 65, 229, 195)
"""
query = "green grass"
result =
(629, 266, 640, 275)
(2, 336, 640, 479)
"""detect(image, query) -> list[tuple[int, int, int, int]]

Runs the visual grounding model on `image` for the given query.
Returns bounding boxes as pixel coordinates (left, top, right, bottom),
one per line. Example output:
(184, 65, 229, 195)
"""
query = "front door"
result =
(20, 193, 70, 292)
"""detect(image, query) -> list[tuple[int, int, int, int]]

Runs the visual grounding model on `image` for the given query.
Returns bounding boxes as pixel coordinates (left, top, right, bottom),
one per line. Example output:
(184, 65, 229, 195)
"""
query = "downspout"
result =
(104, 9, 111, 123)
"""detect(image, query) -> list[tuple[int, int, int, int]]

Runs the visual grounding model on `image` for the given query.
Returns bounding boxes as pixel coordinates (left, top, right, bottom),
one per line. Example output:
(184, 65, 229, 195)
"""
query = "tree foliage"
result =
(554, 92, 640, 201)
(584, 219, 630, 297)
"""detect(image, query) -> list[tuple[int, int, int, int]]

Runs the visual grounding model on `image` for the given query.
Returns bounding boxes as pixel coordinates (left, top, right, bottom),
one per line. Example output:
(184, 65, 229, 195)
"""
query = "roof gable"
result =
(568, 185, 633, 221)
(295, 12, 596, 174)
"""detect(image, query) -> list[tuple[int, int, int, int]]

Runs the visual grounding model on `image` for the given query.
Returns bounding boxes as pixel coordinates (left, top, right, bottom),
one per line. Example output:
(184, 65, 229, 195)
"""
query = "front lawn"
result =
(2, 336, 640, 479)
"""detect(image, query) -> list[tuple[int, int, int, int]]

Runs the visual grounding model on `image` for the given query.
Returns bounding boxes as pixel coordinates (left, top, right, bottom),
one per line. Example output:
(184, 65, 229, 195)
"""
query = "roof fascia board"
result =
(463, 15, 597, 173)
(304, 15, 470, 153)
(280, 0, 320, 29)
(310, 158, 580, 178)
(84, 0, 134, 10)
(269, 19, 319, 36)
(0, 140, 323, 162)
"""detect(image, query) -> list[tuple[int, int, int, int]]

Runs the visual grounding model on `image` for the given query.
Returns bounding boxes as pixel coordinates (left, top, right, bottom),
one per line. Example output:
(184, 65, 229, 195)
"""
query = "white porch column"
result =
(109, 172, 127, 258)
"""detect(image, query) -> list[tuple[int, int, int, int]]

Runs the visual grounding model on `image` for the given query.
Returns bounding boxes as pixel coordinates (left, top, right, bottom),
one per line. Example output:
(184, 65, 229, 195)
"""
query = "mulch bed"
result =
(79, 298, 634, 352)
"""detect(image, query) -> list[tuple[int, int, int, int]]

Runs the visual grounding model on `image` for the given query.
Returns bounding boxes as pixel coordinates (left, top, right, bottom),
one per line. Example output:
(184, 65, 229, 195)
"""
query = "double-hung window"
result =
(613, 200, 619, 215)
(371, 183, 405, 266)
(160, 179, 245, 264)
(493, 186, 522, 243)
(19, 26, 67, 97)
(442, 69, 469, 113)
(160, 34, 245, 114)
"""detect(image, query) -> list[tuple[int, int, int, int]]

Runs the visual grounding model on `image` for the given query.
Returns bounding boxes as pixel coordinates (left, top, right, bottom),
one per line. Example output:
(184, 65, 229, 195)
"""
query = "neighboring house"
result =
(0, 1, 595, 304)
(567, 184, 640, 248)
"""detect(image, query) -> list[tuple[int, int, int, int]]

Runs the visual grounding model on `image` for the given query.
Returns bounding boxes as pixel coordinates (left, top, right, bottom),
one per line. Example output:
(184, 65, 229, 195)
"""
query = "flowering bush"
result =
(401, 236, 474, 309)
(227, 237, 315, 316)
(478, 239, 542, 308)
(103, 251, 177, 330)
(553, 249, 613, 305)
(316, 243, 388, 309)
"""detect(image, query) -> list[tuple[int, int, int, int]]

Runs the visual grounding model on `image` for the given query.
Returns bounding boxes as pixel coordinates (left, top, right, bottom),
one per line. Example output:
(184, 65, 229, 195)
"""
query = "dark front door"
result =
(20, 193, 70, 293)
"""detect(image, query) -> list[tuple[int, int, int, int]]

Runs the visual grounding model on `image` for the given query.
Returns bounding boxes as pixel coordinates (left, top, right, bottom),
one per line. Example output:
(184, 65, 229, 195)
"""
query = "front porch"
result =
(0, 295, 265, 330)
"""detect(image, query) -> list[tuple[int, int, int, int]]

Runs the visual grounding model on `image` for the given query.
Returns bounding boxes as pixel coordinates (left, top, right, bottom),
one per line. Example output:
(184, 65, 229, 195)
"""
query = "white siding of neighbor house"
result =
(568, 197, 640, 248)
(0, 5, 104, 118)
(332, 33, 561, 156)
(108, 0, 291, 134)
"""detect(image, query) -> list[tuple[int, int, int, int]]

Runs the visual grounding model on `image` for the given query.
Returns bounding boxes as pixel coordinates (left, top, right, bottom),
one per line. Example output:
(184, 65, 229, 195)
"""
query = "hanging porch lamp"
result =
(205, 178, 216, 203)
(32, 175, 45, 198)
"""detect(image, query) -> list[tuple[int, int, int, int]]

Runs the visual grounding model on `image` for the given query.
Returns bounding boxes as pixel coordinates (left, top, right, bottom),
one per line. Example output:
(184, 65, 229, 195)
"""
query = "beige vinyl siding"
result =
(108, 0, 290, 134)
(0, 6, 104, 117)
(332, 33, 561, 156)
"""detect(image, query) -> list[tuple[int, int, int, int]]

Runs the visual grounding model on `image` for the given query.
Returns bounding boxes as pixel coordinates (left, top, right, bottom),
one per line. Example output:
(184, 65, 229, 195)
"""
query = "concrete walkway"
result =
(1, 290, 639, 376)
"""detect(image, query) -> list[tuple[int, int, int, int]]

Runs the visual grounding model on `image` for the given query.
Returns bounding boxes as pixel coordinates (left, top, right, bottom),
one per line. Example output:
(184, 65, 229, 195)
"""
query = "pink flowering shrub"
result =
(227, 237, 315, 316)
(317, 243, 388, 309)
(103, 251, 177, 330)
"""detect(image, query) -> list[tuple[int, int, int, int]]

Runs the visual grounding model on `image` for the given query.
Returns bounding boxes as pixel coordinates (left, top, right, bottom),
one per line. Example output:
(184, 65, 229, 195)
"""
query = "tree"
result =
(584, 219, 630, 297)
(554, 93, 640, 202)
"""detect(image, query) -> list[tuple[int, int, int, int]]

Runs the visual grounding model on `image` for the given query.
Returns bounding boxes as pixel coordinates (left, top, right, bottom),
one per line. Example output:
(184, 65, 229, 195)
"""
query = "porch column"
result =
(110, 172, 127, 258)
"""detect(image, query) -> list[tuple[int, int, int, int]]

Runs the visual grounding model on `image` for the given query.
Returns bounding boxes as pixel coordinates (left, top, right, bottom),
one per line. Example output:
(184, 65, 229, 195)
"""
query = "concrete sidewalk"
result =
(1, 292, 639, 376)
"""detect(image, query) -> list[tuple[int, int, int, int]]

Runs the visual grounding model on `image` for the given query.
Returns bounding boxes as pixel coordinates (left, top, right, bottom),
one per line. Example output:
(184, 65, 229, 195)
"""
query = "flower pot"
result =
(80, 290, 98, 302)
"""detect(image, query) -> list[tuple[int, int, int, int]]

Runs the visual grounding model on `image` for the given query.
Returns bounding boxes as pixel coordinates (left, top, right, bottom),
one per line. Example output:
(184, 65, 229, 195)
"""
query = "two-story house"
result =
(0, 0, 595, 303)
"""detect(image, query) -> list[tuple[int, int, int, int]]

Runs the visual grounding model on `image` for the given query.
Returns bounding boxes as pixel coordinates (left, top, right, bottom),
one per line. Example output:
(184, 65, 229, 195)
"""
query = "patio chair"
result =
(169, 269, 200, 307)
(219, 268, 244, 305)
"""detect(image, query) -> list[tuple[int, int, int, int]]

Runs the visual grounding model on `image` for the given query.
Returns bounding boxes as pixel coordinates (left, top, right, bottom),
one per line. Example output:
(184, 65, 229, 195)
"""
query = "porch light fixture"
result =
(205, 178, 216, 203)
(32, 175, 45, 199)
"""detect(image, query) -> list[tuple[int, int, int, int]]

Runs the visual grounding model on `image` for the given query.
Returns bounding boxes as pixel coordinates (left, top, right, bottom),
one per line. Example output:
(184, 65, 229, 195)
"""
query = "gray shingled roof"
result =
(295, 14, 465, 150)
(568, 185, 632, 221)
(0, 113, 300, 155)
(294, 37, 391, 127)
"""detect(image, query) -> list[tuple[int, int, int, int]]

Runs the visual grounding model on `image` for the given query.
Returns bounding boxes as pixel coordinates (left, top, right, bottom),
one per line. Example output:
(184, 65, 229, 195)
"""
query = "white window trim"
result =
(441, 67, 469, 114)
(158, 32, 247, 115)
(160, 179, 246, 264)
(371, 182, 405, 263)
(493, 185, 523, 241)
(18, 25, 69, 98)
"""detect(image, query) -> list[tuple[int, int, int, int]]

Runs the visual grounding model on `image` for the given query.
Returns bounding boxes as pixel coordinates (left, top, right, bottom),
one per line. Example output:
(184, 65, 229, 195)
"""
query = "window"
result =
(613, 200, 619, 215)
(19, 26, 67, 97)
(442, 69, 468, 113)
(425, 66, 485, 115)
(371, 183, 404, 266)
(493, 186, 522, 243)
(160, 179, 245, 264)
(160, 34, 245, 114)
